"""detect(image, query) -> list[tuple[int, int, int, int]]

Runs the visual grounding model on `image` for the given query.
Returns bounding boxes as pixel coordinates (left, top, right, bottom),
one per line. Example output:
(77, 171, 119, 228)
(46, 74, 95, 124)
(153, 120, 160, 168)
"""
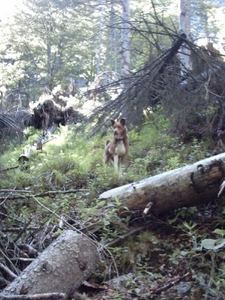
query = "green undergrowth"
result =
(0, 115, 213, 193)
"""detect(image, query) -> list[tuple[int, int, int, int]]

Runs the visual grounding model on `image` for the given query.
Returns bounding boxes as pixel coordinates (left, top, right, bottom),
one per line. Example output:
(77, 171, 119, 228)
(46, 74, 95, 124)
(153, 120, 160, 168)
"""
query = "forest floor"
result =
(75, 201, 225, 300)
(1, 120, 225, 300)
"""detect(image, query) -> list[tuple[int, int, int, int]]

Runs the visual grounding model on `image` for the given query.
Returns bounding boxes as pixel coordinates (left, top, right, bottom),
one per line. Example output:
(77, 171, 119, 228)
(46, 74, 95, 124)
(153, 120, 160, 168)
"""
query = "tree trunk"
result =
(178, 0, 191, 70)
(99, 153, 225, 216)
(120, 0, 130, 90)
(0, 230, 99, 297)
(96, 0, 105, 75)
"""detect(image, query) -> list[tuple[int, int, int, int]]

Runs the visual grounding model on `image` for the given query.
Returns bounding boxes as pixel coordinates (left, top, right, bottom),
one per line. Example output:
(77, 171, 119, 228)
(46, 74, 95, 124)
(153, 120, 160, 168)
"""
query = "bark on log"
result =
(99, 153, 225, 216)
(0, 230, 99, 297)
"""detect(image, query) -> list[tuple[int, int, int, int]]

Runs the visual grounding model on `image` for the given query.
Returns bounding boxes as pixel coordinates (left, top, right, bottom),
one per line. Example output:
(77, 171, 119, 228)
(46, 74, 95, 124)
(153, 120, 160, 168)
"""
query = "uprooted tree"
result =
(86, 26, 225, 145)
(0, 96, 85, 160)
(0, 96, 84, 146)
(17, 99, 84, 161)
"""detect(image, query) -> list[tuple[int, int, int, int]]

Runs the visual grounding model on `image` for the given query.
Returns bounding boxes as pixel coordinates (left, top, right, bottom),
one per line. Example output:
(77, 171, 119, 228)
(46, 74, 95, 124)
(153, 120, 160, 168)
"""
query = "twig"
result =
(13, 218, 32, 243)
(0, 189, 32, 194)
(204, 252, 215, 300)
(0, 189, 89, 201)
(29, 194, 76, 231)
(105, 223, 152, 247)
(0, 291, 89, 300)
(0, 248, 20, 277)
(0, 293, 67, 300)
(0, 166, 19, 172)
(0, 262, 17, 279)
(218, 180, 225, 197)
(0, 231, 33, 265)
(34, 189, 89, 197)
(153, 272, 190, 294)
(0, 189, 88, 194)
(1, 227, 40, 232)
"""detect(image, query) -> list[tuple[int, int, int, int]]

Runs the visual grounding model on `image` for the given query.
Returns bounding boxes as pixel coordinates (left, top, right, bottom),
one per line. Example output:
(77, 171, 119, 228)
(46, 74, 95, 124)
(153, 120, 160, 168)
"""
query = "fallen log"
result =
(0, 230, 100, 297)
(99, 153, 225, 216)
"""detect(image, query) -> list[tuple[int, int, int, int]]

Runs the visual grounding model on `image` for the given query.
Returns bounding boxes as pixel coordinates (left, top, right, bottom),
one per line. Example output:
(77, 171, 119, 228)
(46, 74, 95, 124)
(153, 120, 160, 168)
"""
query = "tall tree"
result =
(178, 0, 191, 70)
(96, 0, 105, 75)
(120, 0, 130, 89)
(105, 1, 119, 73)
(0, 0, 99, 101)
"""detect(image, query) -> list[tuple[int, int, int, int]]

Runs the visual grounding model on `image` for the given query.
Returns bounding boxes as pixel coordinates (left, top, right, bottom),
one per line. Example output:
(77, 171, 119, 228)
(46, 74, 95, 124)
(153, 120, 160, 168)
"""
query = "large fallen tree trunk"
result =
(99, 153, 225, 216)
(0, 230, 99, 298)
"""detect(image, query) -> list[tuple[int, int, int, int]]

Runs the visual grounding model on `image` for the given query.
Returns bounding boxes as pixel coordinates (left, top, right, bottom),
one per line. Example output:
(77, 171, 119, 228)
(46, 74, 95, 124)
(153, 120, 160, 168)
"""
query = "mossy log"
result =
(0, 230, 99, 298)
(99, 153, 225, 216)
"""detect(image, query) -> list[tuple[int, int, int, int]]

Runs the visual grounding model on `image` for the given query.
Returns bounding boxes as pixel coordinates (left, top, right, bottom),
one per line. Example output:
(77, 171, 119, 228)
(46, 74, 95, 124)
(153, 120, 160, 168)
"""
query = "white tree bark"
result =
(96, 0, 105, 75)
(178, 0, 191, 70)
(106, 1, 118, 72)
(99, 153, 225, 216)
(0, 230, 99, 297)
(120, 0, 130, 90)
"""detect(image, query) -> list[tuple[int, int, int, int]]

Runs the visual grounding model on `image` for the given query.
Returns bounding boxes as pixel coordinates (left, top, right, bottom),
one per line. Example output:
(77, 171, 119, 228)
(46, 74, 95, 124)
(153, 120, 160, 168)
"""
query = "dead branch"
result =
(0, 263, 17, 280)
(0, 291, 89, 300)
(34, 189, 89, 197)
(0, 166, 19, 172)
(104, 222, 154, 247)
(1, 227, 40, 233)
(0, 292, 67, 300)
(153, 272, 190, 294)
(0, 189, 89, 201)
